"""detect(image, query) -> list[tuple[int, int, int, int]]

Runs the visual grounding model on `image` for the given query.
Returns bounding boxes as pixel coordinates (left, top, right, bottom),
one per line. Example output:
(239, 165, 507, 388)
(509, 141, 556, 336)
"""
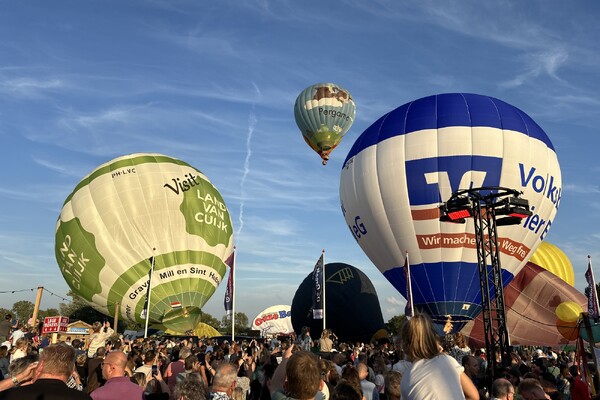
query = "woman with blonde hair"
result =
(9, 337, 30, 363)
(399, 313, 479, 400)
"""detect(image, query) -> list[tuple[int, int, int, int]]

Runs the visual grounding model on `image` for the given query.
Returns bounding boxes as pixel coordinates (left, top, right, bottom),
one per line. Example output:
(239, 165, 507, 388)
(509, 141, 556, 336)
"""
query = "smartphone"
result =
(152, 365, 158, 376)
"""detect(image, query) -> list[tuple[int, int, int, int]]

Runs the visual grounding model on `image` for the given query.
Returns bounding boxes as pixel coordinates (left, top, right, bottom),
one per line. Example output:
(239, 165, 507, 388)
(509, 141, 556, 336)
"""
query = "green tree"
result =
(12, 300, 34, 323)
(385, 315, 407, 336)
(201, 312, 221, 330)
(221, 312, 249, 334)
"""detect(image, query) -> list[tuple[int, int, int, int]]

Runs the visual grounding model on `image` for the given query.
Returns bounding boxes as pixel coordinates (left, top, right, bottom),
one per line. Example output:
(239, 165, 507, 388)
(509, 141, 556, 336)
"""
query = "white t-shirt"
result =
(400, 354, 465, 400)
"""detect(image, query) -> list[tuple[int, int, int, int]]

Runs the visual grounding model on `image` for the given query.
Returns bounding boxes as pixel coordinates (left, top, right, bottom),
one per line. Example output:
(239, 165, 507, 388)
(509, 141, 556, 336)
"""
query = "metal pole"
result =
(144, 252, 156, 339)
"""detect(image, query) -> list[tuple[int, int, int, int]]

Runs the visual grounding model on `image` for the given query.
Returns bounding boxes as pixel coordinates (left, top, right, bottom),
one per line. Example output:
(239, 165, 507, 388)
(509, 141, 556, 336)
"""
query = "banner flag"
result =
(585, 256, 599, 321)
(224, 251, 235, 317)
(312, 253, 324, 319)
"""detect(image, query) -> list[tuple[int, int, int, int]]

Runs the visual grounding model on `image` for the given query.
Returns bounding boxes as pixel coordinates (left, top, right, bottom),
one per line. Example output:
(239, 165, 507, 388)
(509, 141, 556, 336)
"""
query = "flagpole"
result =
(144, 249, 156, 339)
(232, 246, 236, 343)
(322, 249, 326, 332)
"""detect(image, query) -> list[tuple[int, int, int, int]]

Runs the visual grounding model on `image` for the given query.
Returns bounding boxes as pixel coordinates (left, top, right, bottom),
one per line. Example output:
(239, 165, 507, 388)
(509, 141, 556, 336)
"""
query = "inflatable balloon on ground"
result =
(529, 242, 574, 286)
(556, 301, 583, 322)
(461, 262, 586, 347)
(294, 83, 355, 165)
(340, 93, 561, 333)
(252, 305, 293, 335)
(291, 262, 386, 343)
(55, 153, 234, 334)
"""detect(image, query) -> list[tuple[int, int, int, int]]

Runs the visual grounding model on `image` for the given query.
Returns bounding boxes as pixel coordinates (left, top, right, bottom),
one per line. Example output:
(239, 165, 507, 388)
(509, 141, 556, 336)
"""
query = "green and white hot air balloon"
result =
(55, 153, 233, 334)
(294, 82, 356, 165)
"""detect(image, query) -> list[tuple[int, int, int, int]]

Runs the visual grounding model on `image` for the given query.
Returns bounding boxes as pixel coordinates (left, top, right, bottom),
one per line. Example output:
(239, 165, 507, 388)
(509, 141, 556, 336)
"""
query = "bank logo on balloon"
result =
(339, 93, 561, 333)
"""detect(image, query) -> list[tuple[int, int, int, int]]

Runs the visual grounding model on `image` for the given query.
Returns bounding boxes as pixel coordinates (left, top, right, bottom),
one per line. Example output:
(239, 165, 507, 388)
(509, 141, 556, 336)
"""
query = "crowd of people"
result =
(0, 312, 596, 400)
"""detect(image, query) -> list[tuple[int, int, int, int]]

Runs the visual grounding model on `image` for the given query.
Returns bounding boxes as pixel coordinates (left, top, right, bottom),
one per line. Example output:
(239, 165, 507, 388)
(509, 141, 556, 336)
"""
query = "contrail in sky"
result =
(236, 83, 261, 245)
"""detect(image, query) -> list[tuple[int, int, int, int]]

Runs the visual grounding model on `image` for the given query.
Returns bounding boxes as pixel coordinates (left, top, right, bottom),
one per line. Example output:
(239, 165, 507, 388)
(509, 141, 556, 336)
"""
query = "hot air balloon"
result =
(291, 262, 387, 343)
(251, 305, 293, 335)
(529, 242, 574, 286)
(340, 93, 561, 334)
(55, 153, 234, 334)
(294, 82, 356, 165)
(461, 262, 586, 347)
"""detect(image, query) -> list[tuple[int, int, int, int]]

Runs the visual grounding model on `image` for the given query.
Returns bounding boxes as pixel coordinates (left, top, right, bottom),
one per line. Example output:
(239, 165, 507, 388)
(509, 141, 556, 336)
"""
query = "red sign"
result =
(42, 316, 69, 334)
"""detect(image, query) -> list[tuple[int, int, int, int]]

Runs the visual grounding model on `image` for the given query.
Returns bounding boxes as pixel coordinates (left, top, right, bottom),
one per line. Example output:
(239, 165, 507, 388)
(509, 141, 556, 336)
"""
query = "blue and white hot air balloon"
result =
(339, 93, 562, 333)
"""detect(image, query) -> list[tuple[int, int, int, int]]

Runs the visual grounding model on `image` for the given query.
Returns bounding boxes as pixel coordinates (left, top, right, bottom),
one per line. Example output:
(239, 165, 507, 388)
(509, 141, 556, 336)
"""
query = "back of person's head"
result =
(231, 386, 246, 400)
(174, 378, 209, 400)
(0, 345, 8, 358)
(331, 379, 362, 400)
(8, 354, 39, 377)
(356, 362, 368, 380)
(491, 378, 513, 398)
(72, 338, 81, 349)
(40, 343, 75, 379)
(4, 314, 11, 321)
(400, 313, 439, 361)
(384, 371, 402, 400)
(518, 378, 546, 398)
(179, 346, 192, 360)
(185, 354, 197, 370)
(213, 362, 238, 389)
(132, 372, 147, 387)
(96, 346, 107, 357)
(454, 332, 467, 348)
(286, 350, 321, 400)
(569, 365, 580, 377)
(144, 349, 156, 363)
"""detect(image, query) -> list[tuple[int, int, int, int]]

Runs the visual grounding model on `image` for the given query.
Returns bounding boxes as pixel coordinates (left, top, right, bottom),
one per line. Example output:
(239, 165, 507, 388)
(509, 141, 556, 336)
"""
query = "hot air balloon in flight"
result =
(339, 93, 561, 334)
(55, 153, 234, 334)
(294, 83, 356, 165)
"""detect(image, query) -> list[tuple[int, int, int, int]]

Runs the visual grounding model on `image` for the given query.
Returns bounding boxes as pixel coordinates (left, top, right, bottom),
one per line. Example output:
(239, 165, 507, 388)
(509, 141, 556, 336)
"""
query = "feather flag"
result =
(585, 256, 599, 321)
(312, 253, 324, 319)
(224, 250, 235, 317)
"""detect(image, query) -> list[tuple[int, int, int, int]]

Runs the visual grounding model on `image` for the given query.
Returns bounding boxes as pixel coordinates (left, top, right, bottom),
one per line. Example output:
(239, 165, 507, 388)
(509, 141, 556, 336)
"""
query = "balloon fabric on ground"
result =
(55, 153, 234, 334)
(340, 93, 562, 334)
(294, 83, 356, 165)
(529, 241, 574, 286)
(461, 262, 586, 348)
(290, 262, 386, 343)
(251, 305, 293, 335)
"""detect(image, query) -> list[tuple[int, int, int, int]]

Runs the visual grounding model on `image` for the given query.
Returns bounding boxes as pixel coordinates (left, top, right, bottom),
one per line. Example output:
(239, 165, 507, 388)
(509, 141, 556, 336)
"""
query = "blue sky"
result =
(1, 0, 599, 324)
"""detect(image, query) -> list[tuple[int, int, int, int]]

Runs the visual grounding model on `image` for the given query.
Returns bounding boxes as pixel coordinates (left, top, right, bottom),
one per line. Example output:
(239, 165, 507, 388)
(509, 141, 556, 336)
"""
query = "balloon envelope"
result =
(529, 242, 574, 286)
(291, 262, 386, 343)
(461, 262, 586, 347)
(55, 153, 234, 333)
(251, 305, 293, 335)
(556, 301, 583, 322)
(340, 93, 561, 333)
(294, 83, 356, 164)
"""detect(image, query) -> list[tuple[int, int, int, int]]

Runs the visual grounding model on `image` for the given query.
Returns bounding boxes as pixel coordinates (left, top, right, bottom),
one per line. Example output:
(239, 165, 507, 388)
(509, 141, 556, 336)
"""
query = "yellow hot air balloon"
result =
(529, 242, 574, 286)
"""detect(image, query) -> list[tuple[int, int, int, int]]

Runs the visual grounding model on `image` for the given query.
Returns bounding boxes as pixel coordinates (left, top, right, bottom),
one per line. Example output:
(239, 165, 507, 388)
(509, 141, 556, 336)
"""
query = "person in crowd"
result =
(8, 337, 29, 363)
(270, 344, 323, 400)
(135, 348, 156, 378)
(0, 343, 91, 399)
(299, 326, 313, 352)
(357, 363, 378, 400)
(382, 371, 401, 400)
(450, 333, 472, 364)
(87, 321, 114, 358)
(556, 365, 571, 398)
(165, 346, 192, 394)
(85, 346, 106, 394)
(211, 362, 238, 400)
(90, 350, 143, 400)
(0, 346, 8, 378)
(132, 365, 170, 400)
(320, 329, 334, 359)
(0, 355, 38, 392)
(568, 365, 591, 400)
(331, 380, 363, 400)
(8, 323, 24, 349)
(490, 378, 515, 400)
(519, 378, 551, 400)
(399, 313, 479, 400)
(0, 315, 16, 343)
(174, 378, 209, 400)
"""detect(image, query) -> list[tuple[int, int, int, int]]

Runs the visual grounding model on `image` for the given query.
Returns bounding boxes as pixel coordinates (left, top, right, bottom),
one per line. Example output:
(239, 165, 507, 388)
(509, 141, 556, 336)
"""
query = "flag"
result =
(141, 257, 154, 319)
(403, 252, 413, 318)
(312, 253, 324, 319)
(224, 250, 235, 317)
(170, 301, 182, 309)
(585, 256, 599, 320)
